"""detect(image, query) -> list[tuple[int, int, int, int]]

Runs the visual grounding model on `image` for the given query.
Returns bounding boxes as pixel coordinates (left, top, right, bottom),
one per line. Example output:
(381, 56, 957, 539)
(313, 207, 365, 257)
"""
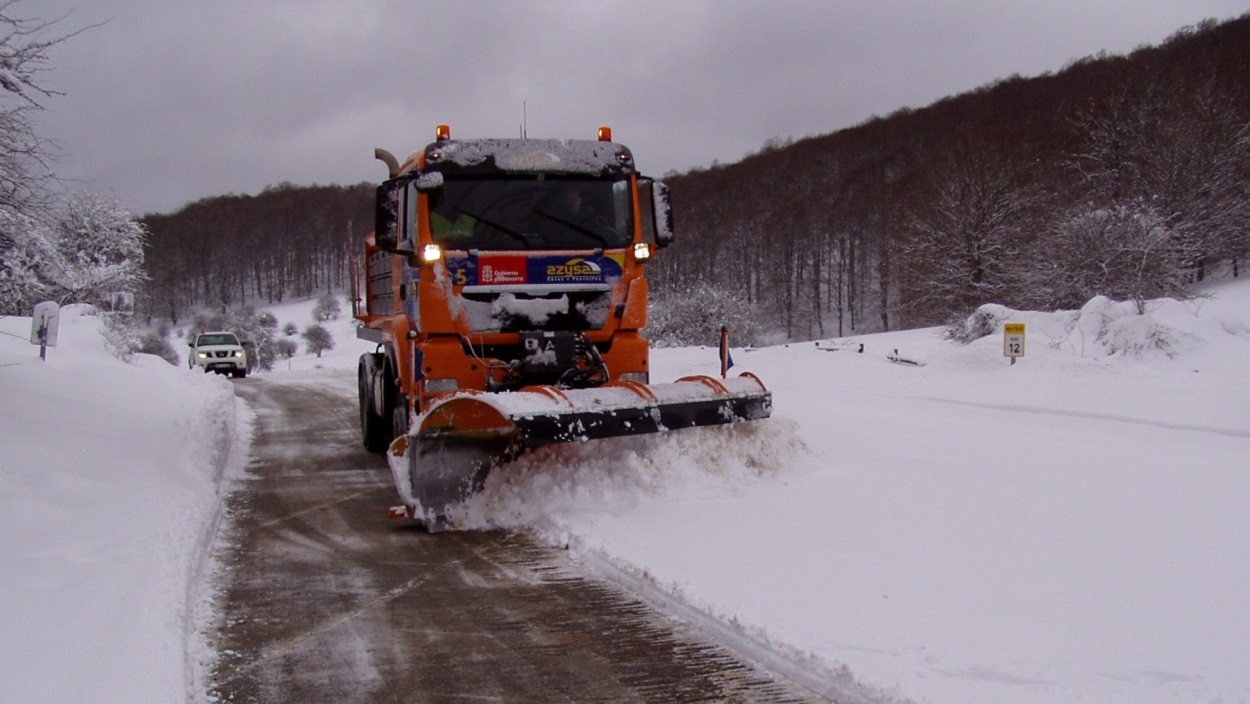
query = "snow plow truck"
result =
(352, 125, 771, 529)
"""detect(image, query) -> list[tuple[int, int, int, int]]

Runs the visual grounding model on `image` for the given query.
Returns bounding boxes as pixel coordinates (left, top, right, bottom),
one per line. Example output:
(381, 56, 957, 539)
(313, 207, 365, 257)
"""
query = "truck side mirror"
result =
(637, 178, 675, 249)
(375, 173, 442, 252)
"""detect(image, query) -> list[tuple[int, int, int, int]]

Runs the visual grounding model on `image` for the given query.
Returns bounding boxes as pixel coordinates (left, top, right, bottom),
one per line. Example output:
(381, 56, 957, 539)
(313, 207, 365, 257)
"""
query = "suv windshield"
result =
(197, 334, 239, 346)
(423, 175, 633, 251)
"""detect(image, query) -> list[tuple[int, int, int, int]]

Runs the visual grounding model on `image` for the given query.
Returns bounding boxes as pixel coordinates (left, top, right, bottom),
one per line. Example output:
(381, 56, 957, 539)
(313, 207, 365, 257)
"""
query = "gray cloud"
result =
(25, 0, 1249, 214)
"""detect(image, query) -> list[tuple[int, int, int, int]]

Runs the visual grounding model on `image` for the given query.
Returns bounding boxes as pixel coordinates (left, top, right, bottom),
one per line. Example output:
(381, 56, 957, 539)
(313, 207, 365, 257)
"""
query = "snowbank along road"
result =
(202, 374, 829, 703)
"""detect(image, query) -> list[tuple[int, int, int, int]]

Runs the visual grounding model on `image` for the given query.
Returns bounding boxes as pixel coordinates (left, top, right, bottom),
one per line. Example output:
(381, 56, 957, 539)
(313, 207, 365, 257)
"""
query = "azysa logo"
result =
(546, 258, 602, 280)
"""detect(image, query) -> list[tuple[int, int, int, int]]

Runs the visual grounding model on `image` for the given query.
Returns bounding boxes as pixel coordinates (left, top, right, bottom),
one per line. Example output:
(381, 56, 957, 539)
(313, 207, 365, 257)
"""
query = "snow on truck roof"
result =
(421, 138, 636, 176)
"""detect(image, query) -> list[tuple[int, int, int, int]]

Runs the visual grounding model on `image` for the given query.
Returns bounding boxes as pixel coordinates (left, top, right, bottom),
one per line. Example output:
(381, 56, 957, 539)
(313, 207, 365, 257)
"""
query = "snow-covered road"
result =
(203, 374, 831, 703)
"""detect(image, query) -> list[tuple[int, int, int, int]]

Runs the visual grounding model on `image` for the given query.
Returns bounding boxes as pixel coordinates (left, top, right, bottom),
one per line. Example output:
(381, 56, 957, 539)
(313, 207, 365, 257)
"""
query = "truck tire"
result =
(392, 393, 410, 442)
(359, 353, 391, 453)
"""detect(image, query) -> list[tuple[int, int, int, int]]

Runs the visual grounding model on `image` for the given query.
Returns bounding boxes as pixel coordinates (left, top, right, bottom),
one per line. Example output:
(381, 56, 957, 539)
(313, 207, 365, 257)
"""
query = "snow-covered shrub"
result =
(1073, 296, 1189, 359)
(946, 304, 1013, 344)
(99, 313, 176, 365)
(647, 281, 763, 348)
(100, 312, 140, 362)
(1101, 317, 1182, 357)
(138, 331, 179, 365)
(274, 337, 298, 359)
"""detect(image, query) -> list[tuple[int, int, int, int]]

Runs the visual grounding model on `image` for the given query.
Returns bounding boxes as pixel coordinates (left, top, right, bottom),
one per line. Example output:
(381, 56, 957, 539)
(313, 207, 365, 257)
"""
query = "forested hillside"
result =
(140, 14, 1250, 343)
(651, 14, 1250, 340)
(141, 183, 373, 322)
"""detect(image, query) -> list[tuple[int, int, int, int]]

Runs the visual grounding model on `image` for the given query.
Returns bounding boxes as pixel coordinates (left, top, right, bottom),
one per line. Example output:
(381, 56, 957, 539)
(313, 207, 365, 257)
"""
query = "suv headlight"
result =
(233, 350, 244, 357)
(197, 352, 208, 359)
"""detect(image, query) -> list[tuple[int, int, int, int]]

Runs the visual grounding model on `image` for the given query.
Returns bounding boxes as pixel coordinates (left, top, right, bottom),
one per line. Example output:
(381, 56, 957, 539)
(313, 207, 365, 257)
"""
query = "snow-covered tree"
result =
(897, 140, 1045, 325)
(1033, 204, 1192, 310)
(311, 291, 341, 322)
(0, 207, 55, 313)
(301, 323, 333, 358)
(0, 195, 146, 315)
(45, 193, 147, 306)
(274, 337, 297, 359)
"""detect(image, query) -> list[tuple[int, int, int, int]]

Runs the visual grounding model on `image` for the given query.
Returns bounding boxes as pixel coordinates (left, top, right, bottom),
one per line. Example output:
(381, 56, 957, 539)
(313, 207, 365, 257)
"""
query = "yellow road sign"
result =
(1003, 322, 1025, 358)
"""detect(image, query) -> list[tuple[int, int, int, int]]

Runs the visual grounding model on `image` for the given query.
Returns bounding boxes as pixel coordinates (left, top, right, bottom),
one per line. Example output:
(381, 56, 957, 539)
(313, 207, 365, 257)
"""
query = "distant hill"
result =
(141, 183, 372, 322)
(141, 14, 1250, 341)
(651, 12, 1250, 339)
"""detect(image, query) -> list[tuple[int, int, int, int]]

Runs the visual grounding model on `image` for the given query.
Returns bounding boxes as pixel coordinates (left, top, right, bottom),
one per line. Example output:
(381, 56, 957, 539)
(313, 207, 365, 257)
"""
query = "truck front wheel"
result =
(392, 393, 410, 442)
(359, 353, 391, 453)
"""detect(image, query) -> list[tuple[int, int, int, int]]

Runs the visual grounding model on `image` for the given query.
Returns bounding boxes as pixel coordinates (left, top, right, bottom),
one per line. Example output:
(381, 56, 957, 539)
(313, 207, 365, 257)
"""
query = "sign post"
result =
(1003, 322, 1025, 365)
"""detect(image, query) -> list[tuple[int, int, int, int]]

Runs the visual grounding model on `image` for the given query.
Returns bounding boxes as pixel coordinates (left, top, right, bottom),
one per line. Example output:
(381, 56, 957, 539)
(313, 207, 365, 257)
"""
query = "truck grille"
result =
(459, 290, 610, 333)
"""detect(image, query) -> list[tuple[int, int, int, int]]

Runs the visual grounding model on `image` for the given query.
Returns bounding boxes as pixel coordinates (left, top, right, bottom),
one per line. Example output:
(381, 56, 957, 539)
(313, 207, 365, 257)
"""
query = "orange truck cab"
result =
(353, 126, 673, 451)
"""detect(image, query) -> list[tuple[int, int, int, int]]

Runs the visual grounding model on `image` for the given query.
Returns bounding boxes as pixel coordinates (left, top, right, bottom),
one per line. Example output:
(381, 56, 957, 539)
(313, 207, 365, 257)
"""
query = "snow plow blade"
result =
(387, 373, 771, 530)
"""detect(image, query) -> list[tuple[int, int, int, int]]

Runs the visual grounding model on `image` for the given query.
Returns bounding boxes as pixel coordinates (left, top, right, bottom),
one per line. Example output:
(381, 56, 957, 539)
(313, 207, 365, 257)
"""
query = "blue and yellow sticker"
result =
(447, 253, 624, 287)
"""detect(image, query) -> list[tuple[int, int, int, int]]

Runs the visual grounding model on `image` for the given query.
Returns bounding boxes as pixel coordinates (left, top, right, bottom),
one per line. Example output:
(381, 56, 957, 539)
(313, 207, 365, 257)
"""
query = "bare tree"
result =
(0, 2, 93, 215)
(301, 323, 334, 358)
(897, 140, 1045, 325)
(1068, 72, 1250, 280)
(1033, 204, 1193, 310)
(312, 291, 341, 321)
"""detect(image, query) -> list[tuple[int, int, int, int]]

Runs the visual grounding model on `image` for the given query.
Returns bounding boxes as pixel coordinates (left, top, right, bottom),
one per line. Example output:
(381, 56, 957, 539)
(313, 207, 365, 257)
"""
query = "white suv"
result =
(189, 331, 248, 378)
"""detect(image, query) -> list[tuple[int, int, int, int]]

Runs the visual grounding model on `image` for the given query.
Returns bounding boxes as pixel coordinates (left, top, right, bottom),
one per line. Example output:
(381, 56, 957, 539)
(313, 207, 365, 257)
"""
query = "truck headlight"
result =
(233, 350, 244, 357)
(423, 378, 459, 394)
(198, 352, 208, 359)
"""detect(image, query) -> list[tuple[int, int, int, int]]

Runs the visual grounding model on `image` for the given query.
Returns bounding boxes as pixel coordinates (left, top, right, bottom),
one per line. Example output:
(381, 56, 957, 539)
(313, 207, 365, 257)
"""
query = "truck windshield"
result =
(424, 176, 633, 251)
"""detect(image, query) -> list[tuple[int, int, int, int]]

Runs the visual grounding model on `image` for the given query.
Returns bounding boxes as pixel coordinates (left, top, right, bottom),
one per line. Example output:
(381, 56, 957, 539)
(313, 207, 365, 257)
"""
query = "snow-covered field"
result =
(2, 276, 1248, 704)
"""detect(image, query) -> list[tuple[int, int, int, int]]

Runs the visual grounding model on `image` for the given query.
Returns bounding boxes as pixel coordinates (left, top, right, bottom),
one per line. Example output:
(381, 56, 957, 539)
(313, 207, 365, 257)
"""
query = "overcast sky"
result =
(24, 0, 1250, 215)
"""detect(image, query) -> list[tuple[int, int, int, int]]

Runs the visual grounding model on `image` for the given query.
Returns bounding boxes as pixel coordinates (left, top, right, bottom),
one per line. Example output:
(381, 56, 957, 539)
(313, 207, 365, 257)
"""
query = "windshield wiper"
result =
(534, 210, 611, 247)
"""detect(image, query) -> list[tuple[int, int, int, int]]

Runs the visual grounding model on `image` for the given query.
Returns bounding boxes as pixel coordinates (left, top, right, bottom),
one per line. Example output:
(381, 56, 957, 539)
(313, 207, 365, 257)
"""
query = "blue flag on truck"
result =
(719, 326, 733, 378)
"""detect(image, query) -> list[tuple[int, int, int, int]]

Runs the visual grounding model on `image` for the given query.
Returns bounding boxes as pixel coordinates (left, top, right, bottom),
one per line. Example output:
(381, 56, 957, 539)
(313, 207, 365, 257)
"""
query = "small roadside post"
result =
(1004, 322, 1025, 365)
(30, 301, 60, 361)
